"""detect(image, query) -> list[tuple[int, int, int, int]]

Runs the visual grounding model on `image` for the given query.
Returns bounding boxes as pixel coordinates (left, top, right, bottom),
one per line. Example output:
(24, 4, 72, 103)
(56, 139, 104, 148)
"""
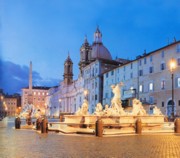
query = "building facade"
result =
(0, 89, 7, 117)
(103, 41, 180, 117)
(47, 28, 126, 116)
(21, 62, 50, 113)
(4, 94, 21, 117)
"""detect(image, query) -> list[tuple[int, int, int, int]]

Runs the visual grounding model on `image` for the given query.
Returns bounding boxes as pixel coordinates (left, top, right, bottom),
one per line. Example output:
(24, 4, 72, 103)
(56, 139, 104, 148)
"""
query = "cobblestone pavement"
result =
(1, 121, 180, 158)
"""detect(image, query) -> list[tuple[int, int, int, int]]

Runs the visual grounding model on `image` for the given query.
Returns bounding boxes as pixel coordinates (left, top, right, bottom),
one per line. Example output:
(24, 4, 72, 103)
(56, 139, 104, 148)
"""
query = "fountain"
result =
(49, 82, 165, 134)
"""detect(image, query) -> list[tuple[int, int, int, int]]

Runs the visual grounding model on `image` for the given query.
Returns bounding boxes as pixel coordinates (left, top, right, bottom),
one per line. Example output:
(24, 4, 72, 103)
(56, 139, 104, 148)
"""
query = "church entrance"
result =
(167, 100, 175, 117)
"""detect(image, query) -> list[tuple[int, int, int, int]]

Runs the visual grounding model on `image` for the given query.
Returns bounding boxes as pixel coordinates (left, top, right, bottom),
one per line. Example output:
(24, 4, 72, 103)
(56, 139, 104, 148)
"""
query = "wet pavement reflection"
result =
(1, 118, 180, 158)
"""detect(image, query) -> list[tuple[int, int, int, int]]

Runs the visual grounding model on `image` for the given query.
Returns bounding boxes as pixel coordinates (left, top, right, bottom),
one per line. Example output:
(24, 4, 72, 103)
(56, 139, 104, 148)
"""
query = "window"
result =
(95, 95, 97, 100)
(149, 83, 153, 91)
(95, 82, 97, 88)
(131, 63, 133, 69)
(124, 66, 126, 71)
(144, 58, 146, 64)
(139, 85, 143, 92)
(161, 51, 164, 58)
(111, 71, 114, 76)
(177, 58, 180, 66)
(179, 100, 180, 106)
(177, 78, 180, 87)
(161, 63, 166, 70)
(177, 44, 180, 53)
(139, 60, 142, 66)
(149, 66, 153, 73)
(106, 73, 108, 78)
(161, 80, 165, 89)
(150, 55, 153, 62)
(162, 102, 164, 107)
(139, 70, 143, 76)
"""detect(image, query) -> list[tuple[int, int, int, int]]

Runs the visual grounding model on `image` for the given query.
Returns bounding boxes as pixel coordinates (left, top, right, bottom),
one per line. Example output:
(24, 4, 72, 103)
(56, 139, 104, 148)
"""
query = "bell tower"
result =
(79, 35, 91, 73)
(63, 54, 73, 85)
(94, 26, 102, 44)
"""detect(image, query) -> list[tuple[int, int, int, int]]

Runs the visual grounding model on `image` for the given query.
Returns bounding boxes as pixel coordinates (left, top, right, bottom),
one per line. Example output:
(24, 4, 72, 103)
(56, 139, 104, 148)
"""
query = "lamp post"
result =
(59, 99, 62, 115)
(169, 58, 177, 120)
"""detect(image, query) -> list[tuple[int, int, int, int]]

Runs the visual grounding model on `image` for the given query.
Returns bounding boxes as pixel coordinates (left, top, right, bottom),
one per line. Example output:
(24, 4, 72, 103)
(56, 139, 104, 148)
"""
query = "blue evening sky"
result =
(1, 0, 180, 94)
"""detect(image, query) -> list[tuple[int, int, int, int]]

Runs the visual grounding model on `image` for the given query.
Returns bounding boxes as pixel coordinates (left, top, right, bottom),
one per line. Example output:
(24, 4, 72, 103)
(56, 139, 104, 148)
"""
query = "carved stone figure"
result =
(103, 104, 111, 116)
(153, 106, 162, 115)
(110, 82, 126, 116)
(132, 98, 146, 115)
(75, 99, 89, 116)
(94, 103, 103, 115)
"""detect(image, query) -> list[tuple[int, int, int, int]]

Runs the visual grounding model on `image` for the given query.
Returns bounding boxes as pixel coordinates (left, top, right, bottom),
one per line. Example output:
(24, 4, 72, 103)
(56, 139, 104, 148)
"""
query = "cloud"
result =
(0, 59, 59, 94)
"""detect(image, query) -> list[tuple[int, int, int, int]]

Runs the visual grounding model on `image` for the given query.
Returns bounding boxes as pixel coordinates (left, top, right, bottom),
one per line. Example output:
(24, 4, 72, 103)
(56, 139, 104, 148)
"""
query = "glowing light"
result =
(169, 58, 177, 72)
(84, 90, 88, 96)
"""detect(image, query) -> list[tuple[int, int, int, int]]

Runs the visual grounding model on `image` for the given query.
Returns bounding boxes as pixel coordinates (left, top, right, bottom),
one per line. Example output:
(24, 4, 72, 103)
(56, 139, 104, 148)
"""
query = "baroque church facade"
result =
(46, 28, 180, 118)
(46, 28, 127, 117)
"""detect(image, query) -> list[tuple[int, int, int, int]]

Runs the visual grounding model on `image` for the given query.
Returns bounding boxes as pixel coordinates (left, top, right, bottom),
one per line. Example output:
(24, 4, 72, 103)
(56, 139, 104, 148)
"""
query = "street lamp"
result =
(130, 87, 136, 98)
(169, 58, 177, 120)
(84, 90, 88, 100)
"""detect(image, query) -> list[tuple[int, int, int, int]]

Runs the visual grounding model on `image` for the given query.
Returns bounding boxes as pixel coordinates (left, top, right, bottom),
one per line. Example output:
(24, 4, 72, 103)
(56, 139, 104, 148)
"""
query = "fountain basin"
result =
(48, 115, 165, 134)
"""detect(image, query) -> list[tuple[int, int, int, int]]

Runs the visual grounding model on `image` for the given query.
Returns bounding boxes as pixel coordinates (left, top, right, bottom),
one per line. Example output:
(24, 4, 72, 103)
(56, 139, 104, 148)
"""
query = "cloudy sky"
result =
(1, 0, 180, 94)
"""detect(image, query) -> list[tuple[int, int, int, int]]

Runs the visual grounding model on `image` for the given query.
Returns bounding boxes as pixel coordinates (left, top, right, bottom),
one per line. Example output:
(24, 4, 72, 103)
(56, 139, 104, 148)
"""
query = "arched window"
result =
(167, 100, 174, 117)
(68, 65, 71, 73)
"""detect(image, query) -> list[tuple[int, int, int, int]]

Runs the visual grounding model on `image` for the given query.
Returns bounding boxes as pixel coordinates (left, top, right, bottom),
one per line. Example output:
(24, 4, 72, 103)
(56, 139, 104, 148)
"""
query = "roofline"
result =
(103, 40, 180, 75)
(22, 86, 51, 90)
(136, 40, 180, 60)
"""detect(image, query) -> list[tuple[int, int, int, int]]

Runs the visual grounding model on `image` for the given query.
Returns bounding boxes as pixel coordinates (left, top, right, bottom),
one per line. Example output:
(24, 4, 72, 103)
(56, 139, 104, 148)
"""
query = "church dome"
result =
(91, 27, 112, 60)
(91, 43, 112, 60)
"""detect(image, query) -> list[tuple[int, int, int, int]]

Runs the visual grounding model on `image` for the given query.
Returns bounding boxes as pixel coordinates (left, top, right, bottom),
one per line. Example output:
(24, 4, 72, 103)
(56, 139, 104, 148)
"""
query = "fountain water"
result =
(50, 82, 165, 134)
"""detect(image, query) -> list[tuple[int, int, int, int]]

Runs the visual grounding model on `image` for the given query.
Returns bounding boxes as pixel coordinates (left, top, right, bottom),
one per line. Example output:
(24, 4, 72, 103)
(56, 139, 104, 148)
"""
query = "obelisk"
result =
(28, 61, 33, 104)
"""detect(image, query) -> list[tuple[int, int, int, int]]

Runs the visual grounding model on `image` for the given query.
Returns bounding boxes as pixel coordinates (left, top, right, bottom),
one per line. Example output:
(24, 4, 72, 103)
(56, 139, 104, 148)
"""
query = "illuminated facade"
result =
(4, 94, 21, 117)
(47, 28, 126, 116)
(103, 41, 180, 117)
(21, 62, 50, 112)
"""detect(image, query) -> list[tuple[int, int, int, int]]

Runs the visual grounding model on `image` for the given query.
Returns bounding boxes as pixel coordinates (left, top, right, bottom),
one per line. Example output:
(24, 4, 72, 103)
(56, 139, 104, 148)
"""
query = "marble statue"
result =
(110, 82, 126, 116)
(94, 103, 103, 115)
(20, 104, 33, 118)
(153, 105, 162, 115)
(75, 82, 164, 117)
(103, 104, 111, 116)
(76, 99, 89, 115)
(20, 104, 44, 119)
(131, 98, 146, 115)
